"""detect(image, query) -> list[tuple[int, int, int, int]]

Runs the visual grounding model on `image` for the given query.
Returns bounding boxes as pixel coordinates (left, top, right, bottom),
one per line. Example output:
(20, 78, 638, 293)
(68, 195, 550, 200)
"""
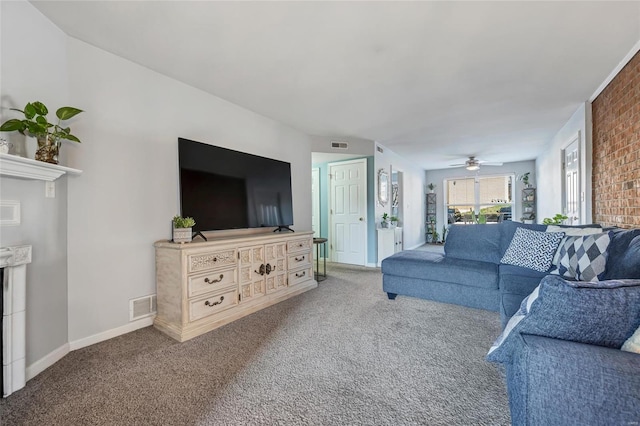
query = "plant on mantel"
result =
(0, 101, 83, 164)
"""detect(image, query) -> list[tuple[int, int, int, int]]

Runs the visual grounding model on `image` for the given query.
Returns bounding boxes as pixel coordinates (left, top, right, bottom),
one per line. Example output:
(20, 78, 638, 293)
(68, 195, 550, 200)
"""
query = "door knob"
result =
(359, 217, 364, 221)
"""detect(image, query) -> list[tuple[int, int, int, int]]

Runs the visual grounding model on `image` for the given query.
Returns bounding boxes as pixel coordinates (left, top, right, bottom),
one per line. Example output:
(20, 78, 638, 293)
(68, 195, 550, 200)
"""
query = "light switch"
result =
(45, 181, 55, 198)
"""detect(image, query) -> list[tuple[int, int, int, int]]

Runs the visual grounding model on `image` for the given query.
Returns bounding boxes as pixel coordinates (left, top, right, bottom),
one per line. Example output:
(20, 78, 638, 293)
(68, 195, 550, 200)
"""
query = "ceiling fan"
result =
(449, 156, 503, 171)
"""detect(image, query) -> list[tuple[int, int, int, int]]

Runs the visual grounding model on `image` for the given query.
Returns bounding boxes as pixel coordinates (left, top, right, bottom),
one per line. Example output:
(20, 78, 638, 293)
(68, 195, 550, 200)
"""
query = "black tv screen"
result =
(178, 138, 294, 232)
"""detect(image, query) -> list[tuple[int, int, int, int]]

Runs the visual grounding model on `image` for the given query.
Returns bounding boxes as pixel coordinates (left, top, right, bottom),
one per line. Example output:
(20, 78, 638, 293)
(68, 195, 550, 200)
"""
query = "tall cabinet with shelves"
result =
(521, 188, 536, 223)
(426, 192, 437, 242)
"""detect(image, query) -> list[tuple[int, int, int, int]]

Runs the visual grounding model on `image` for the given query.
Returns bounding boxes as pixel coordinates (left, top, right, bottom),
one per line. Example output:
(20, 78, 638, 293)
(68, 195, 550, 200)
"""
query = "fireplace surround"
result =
(1, 244, 31, 397)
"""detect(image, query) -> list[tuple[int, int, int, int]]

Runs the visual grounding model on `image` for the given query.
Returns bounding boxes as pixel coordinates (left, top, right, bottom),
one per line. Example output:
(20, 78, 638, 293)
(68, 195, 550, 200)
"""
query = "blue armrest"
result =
(507, 334, 640, 425)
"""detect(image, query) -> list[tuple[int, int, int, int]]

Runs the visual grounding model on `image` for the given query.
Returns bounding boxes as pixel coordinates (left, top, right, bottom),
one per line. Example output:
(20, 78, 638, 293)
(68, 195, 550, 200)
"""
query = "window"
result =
(445, 175, 514, 224)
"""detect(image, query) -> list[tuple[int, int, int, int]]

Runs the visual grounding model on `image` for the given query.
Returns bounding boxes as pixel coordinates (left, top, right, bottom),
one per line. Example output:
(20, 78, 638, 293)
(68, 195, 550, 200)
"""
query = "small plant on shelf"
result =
(427, 183, 436, 193)
(542, 213, 568, 225)
(381, 212, 390, 228)
(390, 216, 399, 226)
(519, 172, 531, 188)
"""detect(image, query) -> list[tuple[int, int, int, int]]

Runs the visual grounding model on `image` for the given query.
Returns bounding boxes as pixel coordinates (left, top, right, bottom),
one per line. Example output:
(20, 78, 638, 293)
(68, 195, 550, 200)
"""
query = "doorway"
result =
(328, 159, 367, 266)
(562, 133, 581, 225)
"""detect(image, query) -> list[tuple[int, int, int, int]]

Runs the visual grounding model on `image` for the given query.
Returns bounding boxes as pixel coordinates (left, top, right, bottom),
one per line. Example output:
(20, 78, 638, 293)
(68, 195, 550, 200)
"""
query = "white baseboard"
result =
(406, 243, 425, 250)
(25, 316, 155, 382)
(69, 316, 155, 351)
(26, 343, 70, 381)
(366, 262, 378, 268)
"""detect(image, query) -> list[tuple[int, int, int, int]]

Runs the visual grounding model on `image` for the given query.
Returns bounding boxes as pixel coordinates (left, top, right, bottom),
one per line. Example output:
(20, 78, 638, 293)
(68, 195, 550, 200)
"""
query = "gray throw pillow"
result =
(550, 232, 611, 281)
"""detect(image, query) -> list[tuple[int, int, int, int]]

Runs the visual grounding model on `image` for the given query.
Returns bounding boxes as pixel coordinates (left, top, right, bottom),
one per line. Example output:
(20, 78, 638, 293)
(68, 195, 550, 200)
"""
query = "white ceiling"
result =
(32, 1, 640, 170)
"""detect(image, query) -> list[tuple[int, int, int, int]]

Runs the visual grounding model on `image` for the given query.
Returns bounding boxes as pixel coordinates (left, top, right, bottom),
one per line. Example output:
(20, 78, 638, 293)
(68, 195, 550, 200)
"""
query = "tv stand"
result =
(273, 225, 294, 233)
(192, 231, 208, 241)
(154, 231, 316, 342)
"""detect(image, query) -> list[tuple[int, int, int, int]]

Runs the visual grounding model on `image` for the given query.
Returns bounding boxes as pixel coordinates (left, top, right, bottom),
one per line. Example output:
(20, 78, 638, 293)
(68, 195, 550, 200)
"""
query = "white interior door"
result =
(563, 136, 581, 224)
(311, 168, 320, 237)
(329, 159, 367, 266)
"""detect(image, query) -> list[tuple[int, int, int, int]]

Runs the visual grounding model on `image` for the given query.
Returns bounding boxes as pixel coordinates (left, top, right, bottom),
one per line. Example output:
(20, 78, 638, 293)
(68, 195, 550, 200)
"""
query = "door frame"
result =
(311, 167, 320, 238)
(327, 158, 368, 265)
(561, 131, 582, 225)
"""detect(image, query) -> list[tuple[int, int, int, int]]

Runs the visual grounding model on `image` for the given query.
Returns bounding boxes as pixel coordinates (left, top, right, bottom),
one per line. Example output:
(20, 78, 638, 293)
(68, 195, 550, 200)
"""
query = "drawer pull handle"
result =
(295, 271, 306, 278)
(299, 243, 303, 247)
(255, 264, 265, 276)
(265, 263, 272, 275)
(294, 255, 305, 262)
(213, 257, 217, 262)
(205, 296, 224, 307)
(204, 274, 223, 284)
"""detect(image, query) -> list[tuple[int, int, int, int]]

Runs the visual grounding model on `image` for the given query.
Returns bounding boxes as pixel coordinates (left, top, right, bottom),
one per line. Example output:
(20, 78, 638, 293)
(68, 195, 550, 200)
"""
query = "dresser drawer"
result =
(288, 252, 310, 268)
(187, 249, 237, 273)
(188, 267, 237, 298)
(189, 288, 238, 322)
(287, 238, 311, 253)
(288, 267, 312, 286)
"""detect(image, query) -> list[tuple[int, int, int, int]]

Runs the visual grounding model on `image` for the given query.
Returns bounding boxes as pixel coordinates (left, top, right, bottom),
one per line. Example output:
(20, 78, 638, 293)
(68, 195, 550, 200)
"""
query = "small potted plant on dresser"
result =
(172, 215, 195, 243)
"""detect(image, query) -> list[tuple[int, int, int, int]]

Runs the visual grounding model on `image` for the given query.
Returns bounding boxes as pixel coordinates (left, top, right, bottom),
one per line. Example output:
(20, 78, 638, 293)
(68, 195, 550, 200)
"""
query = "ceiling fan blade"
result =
(479, 162, 503, 166)
(448, 163, 466, 167)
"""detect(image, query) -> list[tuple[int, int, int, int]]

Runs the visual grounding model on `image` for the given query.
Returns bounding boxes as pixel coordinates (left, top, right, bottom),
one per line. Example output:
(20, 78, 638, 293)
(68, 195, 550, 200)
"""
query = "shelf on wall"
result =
(0, 153, 82, 181)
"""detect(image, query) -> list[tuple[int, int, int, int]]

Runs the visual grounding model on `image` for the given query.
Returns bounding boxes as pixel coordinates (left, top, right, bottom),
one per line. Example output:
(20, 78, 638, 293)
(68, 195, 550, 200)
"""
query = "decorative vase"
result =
(173, 227, 193, 243)
(35, 135, 61, 164)
(381, 220, 389, 229)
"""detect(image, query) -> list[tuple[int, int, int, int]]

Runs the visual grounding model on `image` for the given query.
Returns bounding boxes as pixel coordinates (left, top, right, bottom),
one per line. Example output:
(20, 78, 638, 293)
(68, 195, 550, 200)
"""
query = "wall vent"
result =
(129, 294, 157, 321)
(376, 145, 384, 153)
(331, 141, 348, 149)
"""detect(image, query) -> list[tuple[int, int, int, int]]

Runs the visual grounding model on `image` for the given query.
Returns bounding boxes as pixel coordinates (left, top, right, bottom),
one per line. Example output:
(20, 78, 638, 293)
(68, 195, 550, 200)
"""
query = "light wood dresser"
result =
(154, 231, 316, 342)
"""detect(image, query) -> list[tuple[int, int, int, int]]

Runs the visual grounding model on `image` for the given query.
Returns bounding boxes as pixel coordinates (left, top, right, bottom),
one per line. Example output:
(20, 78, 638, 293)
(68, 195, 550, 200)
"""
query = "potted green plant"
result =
(381, 212, 390, 228)
(519, 172, 531, 188)
(390, 216, 399, 227)
(427, 183, 436, 193)
(0, 101, 83, 164)
(172, 215, 196, 243)
(542, 213, 568, 225)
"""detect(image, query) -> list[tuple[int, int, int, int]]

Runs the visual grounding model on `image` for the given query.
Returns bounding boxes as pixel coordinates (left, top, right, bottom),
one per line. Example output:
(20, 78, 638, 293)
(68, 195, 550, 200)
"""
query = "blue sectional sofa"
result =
(382, 223, 640, 425)
(381, 221, 549, 325)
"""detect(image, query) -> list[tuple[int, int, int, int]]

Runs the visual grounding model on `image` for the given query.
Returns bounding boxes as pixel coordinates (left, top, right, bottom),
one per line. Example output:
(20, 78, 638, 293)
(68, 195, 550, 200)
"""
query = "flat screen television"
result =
(178, 138, 294, 232)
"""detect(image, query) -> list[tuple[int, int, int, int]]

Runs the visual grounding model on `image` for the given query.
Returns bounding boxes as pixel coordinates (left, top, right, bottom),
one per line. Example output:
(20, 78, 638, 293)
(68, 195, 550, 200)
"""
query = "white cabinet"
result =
(377, 227, 403, 266)
(154, 231, 316, 342)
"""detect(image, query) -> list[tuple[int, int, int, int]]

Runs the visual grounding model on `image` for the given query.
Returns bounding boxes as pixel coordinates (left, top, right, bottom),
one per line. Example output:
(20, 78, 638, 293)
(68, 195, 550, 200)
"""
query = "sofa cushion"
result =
(381, 250, 498, 290)
(444, 224, 502, 264)
(487, 275, 640, 363)
(551, 232, 611, 281)
(499, 220, 547, 256)
(603, 228, 640, 279)
(500, 228, 565, 272)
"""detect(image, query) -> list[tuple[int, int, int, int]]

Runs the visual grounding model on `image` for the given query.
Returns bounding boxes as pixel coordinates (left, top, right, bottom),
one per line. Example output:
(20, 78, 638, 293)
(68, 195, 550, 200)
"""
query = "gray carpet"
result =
(1, 263, 510, 425)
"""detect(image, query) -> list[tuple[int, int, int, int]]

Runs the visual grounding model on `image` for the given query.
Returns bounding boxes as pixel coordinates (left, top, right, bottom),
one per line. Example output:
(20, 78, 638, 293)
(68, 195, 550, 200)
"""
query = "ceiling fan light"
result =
(466, 164, 479, 171)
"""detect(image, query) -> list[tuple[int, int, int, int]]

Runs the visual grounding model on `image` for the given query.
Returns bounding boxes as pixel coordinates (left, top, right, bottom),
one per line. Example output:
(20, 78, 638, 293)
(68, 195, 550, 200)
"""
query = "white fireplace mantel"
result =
(2, 244, 32, 397)
(0, 153, 82, 181)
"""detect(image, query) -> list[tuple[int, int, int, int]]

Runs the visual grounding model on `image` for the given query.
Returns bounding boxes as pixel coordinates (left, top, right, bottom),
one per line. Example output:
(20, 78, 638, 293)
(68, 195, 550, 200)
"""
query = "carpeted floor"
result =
(1, 263, 509, 425)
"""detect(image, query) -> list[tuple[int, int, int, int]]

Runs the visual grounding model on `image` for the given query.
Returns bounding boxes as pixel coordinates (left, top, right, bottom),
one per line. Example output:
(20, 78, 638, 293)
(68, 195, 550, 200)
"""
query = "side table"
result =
(313, 237, 327, 282)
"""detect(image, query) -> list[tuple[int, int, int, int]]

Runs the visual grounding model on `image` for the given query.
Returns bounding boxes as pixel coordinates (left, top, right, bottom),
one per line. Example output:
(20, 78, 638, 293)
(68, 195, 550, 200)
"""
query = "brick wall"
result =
(592, 51, 640, 228)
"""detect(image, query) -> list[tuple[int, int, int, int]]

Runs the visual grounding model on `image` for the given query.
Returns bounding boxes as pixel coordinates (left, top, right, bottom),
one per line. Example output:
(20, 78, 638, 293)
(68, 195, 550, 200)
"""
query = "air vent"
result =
(331, 141, 348, 149)
(376, 146, 384, 153)
(129, 294, 157, 321)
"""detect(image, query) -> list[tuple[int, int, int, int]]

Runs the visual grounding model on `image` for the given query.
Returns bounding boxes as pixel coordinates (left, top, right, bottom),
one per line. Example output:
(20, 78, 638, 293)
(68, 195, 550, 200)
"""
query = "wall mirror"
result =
(378, 168, 389, 206)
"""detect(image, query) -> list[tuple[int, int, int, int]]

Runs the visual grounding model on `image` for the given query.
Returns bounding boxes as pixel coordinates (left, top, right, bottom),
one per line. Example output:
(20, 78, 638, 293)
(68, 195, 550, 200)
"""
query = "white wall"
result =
(0, 0, 70, 366)
(425, 160, 535, 230)
(65, 38, 313, 342)
(310, 135, 374, 156)
(375, 144, 426, 250)
(2, 1, 313, 367)
(536, 102, 592, 224)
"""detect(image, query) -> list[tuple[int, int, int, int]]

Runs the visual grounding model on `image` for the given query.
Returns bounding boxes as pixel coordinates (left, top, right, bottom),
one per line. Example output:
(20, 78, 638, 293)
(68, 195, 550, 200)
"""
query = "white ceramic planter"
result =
(173, 227, 193, 243)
